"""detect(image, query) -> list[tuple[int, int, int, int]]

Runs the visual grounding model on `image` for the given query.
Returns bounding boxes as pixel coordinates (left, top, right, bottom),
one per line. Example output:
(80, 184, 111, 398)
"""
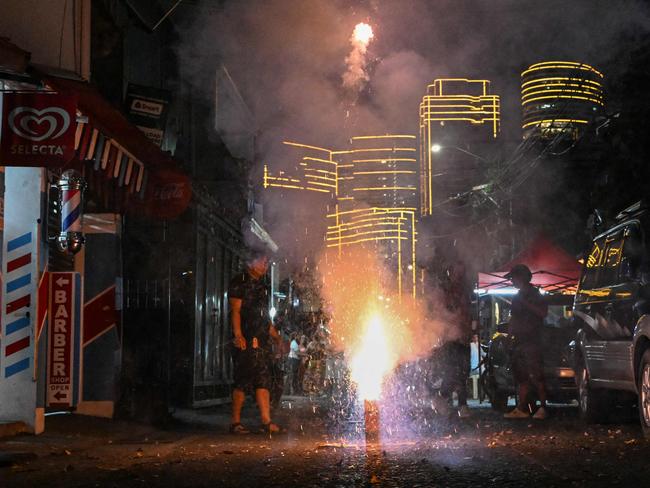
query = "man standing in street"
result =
(229, 251, 284, 434)
(504, 264, 549, 420)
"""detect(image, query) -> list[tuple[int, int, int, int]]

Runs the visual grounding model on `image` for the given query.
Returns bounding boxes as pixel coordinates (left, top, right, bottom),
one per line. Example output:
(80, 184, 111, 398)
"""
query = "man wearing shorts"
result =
(229, 252, 283, 434)
(504, 264, 549, 420)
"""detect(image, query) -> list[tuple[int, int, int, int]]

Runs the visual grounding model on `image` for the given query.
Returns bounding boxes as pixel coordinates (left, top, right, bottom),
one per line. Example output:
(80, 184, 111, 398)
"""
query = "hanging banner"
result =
(0, 92, 77, 167)
(47, 272, 82, 408)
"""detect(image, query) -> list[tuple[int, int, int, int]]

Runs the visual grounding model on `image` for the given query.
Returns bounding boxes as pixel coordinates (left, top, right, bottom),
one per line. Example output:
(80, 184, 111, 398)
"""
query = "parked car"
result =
(484, 294, 578, 411)
(572, 201, 650, 435)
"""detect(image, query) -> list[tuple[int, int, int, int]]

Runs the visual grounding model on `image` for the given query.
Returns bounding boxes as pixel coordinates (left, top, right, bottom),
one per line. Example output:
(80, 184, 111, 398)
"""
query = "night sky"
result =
(179, 0, 650, 152)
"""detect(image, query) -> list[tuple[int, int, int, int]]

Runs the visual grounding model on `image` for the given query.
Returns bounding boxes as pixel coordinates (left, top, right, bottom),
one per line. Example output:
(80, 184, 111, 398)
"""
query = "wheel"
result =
(577, 360, 610, 424)
(637, 350, 650, 438)
(489, 389, 509, 412)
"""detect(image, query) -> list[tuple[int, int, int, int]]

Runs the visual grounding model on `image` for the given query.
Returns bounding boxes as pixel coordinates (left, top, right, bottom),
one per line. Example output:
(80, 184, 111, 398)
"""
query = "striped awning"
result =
(42, 75, 180, 200)
(74, 118, 147, 196)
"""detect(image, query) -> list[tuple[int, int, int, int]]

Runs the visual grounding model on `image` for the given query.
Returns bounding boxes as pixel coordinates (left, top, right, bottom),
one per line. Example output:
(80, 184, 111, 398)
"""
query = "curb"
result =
(0, 421, 30, 438)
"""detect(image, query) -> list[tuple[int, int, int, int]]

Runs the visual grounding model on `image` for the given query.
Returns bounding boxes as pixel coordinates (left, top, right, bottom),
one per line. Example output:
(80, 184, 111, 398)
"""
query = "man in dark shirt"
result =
(228, 252, 283, 434)
(504, 264, 549, 420)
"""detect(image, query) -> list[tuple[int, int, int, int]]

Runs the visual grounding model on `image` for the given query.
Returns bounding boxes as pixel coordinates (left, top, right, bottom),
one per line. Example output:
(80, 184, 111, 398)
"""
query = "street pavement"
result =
(1, 397, 649, 487)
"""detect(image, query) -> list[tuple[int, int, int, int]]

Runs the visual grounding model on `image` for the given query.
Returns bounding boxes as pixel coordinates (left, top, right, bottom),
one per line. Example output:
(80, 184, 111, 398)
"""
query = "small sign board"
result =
(124, 84, 171, 147)
(47, 272, 82, 408)
(0, 92, 77, 166)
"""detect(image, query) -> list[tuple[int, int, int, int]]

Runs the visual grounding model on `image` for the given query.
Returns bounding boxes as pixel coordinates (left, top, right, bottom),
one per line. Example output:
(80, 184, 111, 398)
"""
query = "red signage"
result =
(47, 273, 76, 407)
(135, 166, 192, 219)
(0, 92, 77, 167)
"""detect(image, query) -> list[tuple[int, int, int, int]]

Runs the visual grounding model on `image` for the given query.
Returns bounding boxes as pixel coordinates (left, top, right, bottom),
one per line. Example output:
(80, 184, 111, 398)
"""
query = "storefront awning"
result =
(478, 235, 582, 294)
(41, 74, 190, 218)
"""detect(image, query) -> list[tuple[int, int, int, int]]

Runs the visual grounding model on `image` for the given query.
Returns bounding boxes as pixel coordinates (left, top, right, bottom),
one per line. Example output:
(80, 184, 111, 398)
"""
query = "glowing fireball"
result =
(353, 22, 374, 46)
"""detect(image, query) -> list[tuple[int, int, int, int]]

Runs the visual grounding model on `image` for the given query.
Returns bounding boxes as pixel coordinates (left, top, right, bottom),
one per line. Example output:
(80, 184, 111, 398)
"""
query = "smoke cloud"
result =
(342, 22, 374, 94)
(175, 0, 650, 268)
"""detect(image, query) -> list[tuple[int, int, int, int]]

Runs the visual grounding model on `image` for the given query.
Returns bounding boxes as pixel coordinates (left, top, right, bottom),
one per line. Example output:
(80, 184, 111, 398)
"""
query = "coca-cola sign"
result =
(0, 92, 77, 166)
(153, 182, 186, 201)
(133, 166, 192, 219)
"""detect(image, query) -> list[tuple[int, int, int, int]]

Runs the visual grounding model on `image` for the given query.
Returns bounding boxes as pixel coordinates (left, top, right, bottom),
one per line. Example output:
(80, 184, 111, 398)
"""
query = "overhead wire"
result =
(426, 63, 603, 240)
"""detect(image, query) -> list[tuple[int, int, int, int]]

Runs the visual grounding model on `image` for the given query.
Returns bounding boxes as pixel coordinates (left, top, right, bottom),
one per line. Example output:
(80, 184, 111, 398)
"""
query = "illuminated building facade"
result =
(331, 135, 418, 297)
(521, 61, 604, 140)
(263, 141, 337, 195)
(336, 135, 418, 212)
(419, 79, 500, 216)
(263, 136, 418, 297)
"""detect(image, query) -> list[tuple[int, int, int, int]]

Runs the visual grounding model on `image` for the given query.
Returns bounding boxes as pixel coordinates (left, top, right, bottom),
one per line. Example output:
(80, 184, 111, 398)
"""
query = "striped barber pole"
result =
(3, 232, 33, 378)
(61, 187, 82, 233)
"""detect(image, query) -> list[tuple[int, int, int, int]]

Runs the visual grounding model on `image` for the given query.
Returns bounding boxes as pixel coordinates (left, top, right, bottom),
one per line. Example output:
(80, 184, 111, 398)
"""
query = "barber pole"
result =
(56, 170, 86, 255)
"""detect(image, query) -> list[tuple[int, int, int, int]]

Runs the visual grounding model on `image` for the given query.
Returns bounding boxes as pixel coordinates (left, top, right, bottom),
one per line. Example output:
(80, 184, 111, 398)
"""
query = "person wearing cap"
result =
(503, 264, 549, 420)
(228, 252, 284, 434)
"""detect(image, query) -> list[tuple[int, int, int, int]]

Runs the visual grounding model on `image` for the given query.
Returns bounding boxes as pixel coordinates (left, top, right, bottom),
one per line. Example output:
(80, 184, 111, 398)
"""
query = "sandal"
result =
(229, 423, 250, 434)
(259, 422, 286, 435)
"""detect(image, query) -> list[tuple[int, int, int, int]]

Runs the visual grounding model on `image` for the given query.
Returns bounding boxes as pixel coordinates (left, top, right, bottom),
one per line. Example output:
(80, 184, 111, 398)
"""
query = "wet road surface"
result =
(1, 399, 649, 487)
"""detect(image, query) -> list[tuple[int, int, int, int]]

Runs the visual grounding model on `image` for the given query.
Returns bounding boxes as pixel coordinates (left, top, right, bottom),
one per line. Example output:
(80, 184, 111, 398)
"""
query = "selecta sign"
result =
(0, 92, 77, 166)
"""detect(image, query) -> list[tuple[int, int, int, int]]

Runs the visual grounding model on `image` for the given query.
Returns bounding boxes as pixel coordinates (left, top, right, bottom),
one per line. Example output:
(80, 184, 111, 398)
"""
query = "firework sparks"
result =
(350, 313, 391, 443)
(342, 22, 375, 92)
(350, 314, 392, 401)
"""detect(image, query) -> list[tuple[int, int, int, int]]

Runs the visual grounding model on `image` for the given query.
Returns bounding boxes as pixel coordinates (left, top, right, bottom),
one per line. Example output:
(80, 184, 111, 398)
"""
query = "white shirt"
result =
(289, 339, 300, 359)
(470, 341, 485, 374)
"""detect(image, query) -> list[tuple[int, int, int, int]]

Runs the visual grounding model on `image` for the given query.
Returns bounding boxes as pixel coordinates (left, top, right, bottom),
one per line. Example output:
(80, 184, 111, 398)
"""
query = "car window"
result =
(581, 238, 606, 290)
(580, 224, 644, 291)
(620, 225, 644, 282)
(599, 237, 624, 286)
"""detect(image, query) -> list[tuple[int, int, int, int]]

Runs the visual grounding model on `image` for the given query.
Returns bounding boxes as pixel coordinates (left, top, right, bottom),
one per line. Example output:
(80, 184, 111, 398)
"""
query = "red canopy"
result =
(42, 74, 191, 219)
(478, 235, 582, 293)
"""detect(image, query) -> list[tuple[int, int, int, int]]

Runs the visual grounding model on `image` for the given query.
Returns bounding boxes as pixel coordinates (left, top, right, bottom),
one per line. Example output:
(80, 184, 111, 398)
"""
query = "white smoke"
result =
(342, 22, 375, 93)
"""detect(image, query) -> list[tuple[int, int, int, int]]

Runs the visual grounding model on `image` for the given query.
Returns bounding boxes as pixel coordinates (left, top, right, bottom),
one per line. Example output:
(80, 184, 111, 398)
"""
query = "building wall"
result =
(0, 0, 90, 79)
(263, 136, 418, 297)
(0, 167, 47, 433)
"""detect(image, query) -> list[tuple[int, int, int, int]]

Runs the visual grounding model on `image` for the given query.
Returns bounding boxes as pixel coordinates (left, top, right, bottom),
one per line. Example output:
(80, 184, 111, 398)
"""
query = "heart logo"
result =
(8, 106, 71, 142)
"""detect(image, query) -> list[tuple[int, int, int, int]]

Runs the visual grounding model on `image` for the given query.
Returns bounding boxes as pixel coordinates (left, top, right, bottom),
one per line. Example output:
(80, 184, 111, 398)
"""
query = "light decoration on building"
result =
(263, 135, 418, 297)
(326, 207, 417, 298)
(263, 142, 337, 195)
(419, 78, 500, 216)
(521, 61, 604, 140)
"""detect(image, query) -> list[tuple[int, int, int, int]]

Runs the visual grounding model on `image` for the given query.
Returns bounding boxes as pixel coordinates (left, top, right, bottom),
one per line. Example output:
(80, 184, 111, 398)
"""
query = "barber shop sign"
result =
(0, 92, 77, 166)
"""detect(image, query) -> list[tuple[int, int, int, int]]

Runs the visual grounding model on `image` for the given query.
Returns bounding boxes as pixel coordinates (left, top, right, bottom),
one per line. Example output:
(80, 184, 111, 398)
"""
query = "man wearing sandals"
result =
(229, 251, 284, 434)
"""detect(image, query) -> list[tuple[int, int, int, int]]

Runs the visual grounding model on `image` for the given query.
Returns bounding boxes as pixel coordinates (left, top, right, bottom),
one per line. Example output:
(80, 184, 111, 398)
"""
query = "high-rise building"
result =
(521, 61, 604, 140)
(329, 135, 418, 297)
(263, 141, 337, 196)
(335, 135, 418, 212)
(419, 78, 500, 216)
(263, 135, 418, 297)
